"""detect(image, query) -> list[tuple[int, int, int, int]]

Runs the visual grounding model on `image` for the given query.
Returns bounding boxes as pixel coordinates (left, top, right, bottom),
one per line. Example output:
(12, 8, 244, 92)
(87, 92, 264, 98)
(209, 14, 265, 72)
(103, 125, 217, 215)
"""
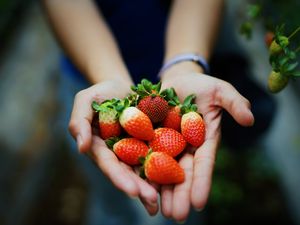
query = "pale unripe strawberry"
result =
(119, 106, 154, 141)
(181, 111, 205, 147)
(268, 71, 289, 93)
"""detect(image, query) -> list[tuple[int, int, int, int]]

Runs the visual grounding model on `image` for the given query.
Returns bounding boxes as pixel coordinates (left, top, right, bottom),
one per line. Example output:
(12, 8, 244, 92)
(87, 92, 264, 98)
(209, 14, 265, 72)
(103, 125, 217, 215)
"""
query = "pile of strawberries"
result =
(92, 79, 205, 185)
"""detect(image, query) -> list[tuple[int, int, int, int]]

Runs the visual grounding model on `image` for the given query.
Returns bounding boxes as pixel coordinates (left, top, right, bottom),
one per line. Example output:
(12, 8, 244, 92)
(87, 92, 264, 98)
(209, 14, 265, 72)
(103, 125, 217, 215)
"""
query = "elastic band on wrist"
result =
(158, 53, 210, 78)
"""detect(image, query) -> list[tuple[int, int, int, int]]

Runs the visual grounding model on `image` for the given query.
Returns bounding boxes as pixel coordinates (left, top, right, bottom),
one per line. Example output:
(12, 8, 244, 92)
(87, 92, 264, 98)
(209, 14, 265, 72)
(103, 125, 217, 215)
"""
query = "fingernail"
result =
(194, 207, 204, 212)
(76, 134, 83, 151)
(128, 195, 139, 200)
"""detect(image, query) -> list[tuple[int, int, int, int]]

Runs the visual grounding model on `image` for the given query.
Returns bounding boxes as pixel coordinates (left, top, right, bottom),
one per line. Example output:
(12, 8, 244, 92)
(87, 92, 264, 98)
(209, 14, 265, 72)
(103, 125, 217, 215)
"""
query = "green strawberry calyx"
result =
(139, 149, 153, 179)
(131, 79, 162, 98)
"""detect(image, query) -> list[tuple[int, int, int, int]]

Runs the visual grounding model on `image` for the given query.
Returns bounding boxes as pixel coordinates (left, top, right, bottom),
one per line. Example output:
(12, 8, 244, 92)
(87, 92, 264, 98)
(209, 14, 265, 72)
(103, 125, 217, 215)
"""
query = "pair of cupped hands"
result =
(68, 69, 254, 222)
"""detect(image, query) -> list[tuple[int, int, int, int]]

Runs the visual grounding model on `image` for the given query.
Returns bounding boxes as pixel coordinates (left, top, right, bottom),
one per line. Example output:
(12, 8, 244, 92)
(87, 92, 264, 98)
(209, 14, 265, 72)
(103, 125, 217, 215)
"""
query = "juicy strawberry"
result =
(132, 79, 168, 123)
(144, 152, 185, 185)
(138, 95, 169, 123)
(112, 138, 149, 165)
(181, 111, 205, 147)
(119, 106, 154, 141)
(92, 101, 121, 140)
(149, 128, 186, 157)
(162, 105, 182, 131)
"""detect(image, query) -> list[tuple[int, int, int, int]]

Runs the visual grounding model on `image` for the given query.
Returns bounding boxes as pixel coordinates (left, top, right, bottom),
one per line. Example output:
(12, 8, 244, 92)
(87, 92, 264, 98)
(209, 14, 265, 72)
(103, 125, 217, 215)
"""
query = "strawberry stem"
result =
(288, 26, 300, 40)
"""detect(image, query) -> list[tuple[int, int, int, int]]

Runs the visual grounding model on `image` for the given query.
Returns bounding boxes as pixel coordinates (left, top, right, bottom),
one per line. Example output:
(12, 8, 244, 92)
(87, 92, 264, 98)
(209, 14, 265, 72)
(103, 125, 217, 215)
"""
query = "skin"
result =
(43, 0, 254, 222)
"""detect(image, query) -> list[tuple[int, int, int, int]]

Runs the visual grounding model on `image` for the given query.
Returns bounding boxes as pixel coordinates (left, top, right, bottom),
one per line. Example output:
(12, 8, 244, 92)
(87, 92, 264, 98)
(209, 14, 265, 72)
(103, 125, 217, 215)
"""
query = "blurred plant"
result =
(239, 0, 300, 93)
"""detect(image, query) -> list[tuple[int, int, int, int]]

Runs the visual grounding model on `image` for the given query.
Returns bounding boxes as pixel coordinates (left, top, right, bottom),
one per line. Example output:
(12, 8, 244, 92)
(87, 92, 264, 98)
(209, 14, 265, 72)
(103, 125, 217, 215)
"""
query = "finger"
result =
(160, 185, 173, 218)
(89, 135, 139, 197)
(191, 138, 219, 211)
(68, 89, 95, 153)
(172, 153, 194, 222)
(216, 81, 254, 126)
(125, 164, 159, 216)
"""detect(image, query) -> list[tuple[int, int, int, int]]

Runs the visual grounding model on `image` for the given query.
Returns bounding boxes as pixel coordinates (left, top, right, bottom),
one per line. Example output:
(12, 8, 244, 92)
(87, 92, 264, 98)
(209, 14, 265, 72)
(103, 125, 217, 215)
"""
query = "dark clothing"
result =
(63, 0, 170, 84)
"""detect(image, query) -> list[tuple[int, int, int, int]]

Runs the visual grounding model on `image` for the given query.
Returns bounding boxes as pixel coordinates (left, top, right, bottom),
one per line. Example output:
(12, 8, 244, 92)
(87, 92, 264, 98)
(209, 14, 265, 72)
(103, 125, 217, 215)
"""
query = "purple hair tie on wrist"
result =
(158, 53, 210, 78)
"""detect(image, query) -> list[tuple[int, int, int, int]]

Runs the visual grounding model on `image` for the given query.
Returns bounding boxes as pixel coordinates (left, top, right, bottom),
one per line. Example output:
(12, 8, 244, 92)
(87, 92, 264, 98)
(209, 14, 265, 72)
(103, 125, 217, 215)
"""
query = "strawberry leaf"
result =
(183, 94, 196, 107)
(285, 62, 298, 72)
(292, 71, 300, 77)
(92, 101, 102, 112)
(168, 100, 177, 106)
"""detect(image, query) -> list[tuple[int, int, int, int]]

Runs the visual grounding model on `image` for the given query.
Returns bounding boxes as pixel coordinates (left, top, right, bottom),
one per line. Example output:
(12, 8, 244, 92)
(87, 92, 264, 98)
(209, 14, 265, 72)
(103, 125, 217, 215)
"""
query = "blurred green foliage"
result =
(206, 146, 294, 225)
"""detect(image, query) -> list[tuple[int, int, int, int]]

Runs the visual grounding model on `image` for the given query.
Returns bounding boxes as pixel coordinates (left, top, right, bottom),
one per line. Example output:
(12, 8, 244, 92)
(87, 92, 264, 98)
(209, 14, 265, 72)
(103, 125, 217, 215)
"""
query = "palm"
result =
(160, 73, 254, 220)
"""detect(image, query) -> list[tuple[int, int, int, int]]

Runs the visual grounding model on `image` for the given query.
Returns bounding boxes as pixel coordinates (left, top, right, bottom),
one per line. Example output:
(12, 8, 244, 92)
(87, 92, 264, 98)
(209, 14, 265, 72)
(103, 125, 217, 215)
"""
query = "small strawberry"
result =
(162, 105, 182, 131)
(149, 128, 186, 157)
(92, 99, 122, 140)
(180, 95, 205, 147)
(264, 31, 274, 47)
(106, 138, 149, 166)
(161, 87, 182, 131)
(132, 79, 168, 123)
(119, 106, 154, 141)
(142, 151, 185, 185)
(268, 70, 289, 93)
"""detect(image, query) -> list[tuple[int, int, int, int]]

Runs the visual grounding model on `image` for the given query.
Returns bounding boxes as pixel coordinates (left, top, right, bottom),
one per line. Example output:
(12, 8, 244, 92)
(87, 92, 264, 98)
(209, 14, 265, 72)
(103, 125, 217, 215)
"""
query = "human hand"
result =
(159, 62, 254, 222)
(68, 79, 159, 215)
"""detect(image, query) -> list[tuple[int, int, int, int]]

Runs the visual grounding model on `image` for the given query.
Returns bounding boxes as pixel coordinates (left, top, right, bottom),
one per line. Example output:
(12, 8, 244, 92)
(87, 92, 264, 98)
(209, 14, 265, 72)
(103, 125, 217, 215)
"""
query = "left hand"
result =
(158, 62, 254, 222)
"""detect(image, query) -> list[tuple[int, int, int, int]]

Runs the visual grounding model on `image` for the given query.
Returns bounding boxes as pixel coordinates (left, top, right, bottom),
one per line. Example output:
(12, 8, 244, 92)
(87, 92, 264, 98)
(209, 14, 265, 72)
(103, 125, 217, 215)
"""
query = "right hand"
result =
(68, 79, 159, 215)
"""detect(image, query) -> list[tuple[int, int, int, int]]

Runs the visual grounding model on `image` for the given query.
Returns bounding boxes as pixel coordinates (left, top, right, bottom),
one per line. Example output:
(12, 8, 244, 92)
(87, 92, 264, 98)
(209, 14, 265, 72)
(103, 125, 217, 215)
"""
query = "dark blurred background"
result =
(0, 0, 300, 225)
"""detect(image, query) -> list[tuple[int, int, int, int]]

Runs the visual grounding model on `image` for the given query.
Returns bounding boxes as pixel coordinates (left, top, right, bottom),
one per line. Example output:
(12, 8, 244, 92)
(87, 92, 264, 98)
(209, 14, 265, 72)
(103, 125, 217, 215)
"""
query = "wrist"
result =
(160, 60, 204, 82)
(86, 61, 133, 85)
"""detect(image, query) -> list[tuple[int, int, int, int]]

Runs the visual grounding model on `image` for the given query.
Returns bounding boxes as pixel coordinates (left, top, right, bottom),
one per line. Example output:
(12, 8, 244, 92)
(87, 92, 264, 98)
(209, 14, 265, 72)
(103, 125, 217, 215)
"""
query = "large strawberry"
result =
(180, 95, 205, 147)
(106, 138, 149, 166)
(149, 128, 186, 157)
(119, 106, 154, 141)
(92, 99, 122, 140)
(142, 151, 185, 185)
(131, 79, 168, 123)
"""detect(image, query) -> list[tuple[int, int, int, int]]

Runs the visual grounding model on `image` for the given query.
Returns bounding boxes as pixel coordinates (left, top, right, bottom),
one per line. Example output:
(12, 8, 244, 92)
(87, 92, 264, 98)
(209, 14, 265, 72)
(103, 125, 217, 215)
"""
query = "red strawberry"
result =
(119, 106, 154, 141)
(143, 151, 184, 184)
(132, 79, 168, 123)
(138, 95, 169, 123)
(107, 138, 149, 166)
(181, 111, 205, 147)
(149, 128, 186, 157)
(92, 100, 121, 140)
(264, 31, 274, 47)
(162, 105, 182, 131)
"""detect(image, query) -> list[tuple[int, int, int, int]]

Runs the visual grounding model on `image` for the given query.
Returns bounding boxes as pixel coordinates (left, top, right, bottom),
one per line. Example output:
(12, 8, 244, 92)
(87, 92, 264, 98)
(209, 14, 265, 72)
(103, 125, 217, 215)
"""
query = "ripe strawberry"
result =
(92, 100, 122, 140)
(143, 151, 185, 185)
(268, 70, 289, 93)
(181, 111, 205, 147)
(119, 106, 154, 141)
(178, 94, 205, 147)
(132, 79, 168, 123)
(149, 128, 186, 157)
(107, 138, 149, 166)
(162, 105, 182, 131)
(138, 95, 169, 123)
